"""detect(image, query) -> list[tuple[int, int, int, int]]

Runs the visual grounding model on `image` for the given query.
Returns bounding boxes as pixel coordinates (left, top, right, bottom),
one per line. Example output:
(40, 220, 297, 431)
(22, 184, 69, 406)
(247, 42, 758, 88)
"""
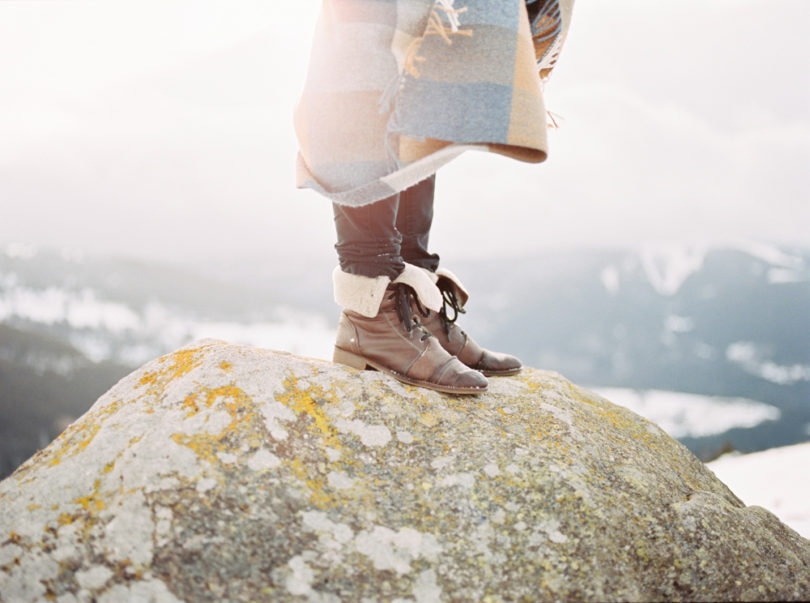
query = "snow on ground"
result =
(708, 442, 810, 539)
(591, 387, 780, 439)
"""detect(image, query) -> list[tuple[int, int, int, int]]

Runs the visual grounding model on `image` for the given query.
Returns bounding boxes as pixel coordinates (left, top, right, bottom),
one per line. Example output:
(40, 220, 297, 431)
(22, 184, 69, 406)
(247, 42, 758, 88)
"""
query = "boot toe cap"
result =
(476, 350, 522, 376)
(432, 356, 489, 392)
(453, 366, 489, 390)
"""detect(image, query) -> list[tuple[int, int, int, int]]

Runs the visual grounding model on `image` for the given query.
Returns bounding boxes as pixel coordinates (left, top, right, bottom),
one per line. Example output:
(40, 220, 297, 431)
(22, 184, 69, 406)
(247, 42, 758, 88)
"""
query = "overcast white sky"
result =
(1, 0, 808, 267)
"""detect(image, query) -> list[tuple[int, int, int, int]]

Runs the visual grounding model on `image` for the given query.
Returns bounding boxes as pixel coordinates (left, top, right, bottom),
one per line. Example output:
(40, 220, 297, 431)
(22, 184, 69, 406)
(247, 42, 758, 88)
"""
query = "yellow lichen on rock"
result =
(137, 346, 205, 391)
(74, 479, 105, 512)
(1, 341, 808, 603)
(171, 384, 262, 465)
(44, 399, 123, 468)
(275, 374, 341, 450)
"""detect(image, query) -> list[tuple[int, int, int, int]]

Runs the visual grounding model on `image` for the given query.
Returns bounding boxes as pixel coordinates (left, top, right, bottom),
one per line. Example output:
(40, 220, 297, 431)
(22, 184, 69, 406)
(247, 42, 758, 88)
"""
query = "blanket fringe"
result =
(379, 0, 473, 171)
(404, 1, 472, 79)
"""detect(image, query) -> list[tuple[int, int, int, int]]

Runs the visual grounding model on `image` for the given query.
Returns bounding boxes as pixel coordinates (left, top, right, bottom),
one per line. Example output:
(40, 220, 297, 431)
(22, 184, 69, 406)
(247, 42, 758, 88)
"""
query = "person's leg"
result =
(331, 193, 488, 394)
(395, 174, 440, 273)
(333, 194, 404, 279)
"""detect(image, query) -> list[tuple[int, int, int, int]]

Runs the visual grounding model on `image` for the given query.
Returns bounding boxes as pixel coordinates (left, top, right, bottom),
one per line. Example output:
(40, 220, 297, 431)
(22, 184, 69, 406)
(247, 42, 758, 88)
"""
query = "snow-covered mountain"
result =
(1, 242, 808, 477)
(0, 243, 335, 367)
(708, 442, 810, 539)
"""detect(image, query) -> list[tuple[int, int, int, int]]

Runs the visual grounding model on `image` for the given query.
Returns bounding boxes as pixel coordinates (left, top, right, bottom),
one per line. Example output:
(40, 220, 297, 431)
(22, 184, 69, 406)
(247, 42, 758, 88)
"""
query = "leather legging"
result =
(332, 174, 440, 279)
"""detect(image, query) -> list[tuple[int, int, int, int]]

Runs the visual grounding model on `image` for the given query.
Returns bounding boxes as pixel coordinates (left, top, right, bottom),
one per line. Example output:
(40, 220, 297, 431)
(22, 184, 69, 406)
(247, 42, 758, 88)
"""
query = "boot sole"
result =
(480, 367, 522, 377)
(333, 347, 488, 395)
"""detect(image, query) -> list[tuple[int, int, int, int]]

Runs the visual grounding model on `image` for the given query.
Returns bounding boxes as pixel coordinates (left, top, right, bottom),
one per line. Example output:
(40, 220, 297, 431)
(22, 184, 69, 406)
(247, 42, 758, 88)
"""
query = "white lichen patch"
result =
(260, 401, 296, 441)
(0, 543, 22, 566)
(181, 535, 207, 552)
(285, 554, 316, 596)
(487, 377, 531, 396)
(51, 543, 79, 563)
(327, 470, 354, 490)
(439, 473, 476, 489)
(324, 447, 341, 462)
(96, 579, 181, 603)
(155, 507, 173, 543)
(115, 432, 201, 486)
(617, 464, 648, 490)
(0, 554, 59, 602)
(430, 455, 455, 471)
(173, 408, 232, 437)
(247, 449, 281, 472)
(145, 476, 180, 494)
(397, 430, 415, 444)
(217, 452, 238, 464)
(56, 521, 79, 543)
(471, 522, 495, 558)
(536, 518, 569, 544)
(301, 511, 354, 545)
(99, 489, 154, 565)
(195, 477, 217, 494)
(204, 409, 233, 433)
(645, 422, 664, 437)
(354, 525, 441, 575)
(539, 402, 574, 429)
(335, 418, 391, 447)
(76, 565, 113, 590)
(413, 568, 443, 603)
(483, 463, 501, 477)
(326, 399, 356, 419)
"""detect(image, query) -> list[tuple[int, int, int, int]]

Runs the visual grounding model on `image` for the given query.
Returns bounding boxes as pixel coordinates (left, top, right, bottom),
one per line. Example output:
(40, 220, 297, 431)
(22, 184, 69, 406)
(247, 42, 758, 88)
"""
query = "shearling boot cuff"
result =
(332, 268, 390, 318)
(393, 264, 442, 312)
(332, 264, 443, 318)
(435, 267, 470, 308)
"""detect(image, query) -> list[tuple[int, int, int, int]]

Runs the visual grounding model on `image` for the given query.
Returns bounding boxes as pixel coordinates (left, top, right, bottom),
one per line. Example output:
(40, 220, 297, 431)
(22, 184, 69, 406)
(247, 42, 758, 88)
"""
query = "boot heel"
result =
(333, 347, 369, 370)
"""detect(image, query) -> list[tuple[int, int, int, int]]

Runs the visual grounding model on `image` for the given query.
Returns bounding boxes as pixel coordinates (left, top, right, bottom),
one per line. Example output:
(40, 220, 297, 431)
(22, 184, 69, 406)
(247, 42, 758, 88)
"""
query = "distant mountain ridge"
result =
(0, 322, 129, 477)
(0, 242, 808, 476)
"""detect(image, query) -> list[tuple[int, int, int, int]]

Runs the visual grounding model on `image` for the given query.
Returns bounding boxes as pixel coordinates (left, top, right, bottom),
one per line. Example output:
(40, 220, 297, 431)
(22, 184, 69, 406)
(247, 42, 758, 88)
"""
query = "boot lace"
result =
(390, 284, 433, 341)
(437, 280, 466, 336)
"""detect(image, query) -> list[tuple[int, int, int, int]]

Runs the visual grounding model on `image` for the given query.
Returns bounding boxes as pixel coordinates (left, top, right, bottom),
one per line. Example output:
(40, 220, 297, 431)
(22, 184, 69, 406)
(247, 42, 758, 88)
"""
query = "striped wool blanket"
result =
(295, 0, 574, 206)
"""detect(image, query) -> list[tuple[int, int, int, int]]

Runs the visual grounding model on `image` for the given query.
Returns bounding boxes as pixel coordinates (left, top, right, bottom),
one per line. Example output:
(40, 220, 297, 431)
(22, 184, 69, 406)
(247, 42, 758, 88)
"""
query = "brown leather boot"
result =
(333, 283, 488, 395)
(420, 269, 522, 377)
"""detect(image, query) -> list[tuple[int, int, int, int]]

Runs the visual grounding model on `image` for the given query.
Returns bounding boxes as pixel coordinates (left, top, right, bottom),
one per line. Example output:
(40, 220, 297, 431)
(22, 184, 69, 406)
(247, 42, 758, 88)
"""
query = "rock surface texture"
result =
(1, 340, 809, 602)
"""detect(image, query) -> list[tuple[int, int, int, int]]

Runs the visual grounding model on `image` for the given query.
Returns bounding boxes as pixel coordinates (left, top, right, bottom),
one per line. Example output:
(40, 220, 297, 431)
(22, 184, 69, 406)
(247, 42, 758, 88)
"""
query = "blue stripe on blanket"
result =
(464, 0, 522, 30)
(398, 80, 513, 143)
(410, 24, 519, 87)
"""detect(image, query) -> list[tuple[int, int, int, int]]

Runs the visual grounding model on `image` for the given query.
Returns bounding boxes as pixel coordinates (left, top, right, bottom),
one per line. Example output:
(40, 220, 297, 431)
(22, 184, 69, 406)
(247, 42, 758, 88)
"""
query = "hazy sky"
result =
(1, 0, 808, 267)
